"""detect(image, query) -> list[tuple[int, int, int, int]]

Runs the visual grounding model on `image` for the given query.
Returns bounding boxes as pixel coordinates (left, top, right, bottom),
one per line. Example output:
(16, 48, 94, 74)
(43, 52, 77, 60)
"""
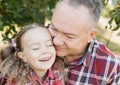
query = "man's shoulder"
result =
(90, 40, 120, 62)
(92, 40, 116, 56)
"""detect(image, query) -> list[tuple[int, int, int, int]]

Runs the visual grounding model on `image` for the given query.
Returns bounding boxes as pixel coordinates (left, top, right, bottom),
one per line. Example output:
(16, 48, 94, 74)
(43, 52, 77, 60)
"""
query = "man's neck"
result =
(64, 55, 83, 63)
(64, 43, 90, 63)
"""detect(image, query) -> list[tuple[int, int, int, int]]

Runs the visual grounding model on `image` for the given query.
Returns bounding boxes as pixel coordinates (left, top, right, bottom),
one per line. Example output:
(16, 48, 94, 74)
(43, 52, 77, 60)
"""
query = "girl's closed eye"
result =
(31, 45, 41, 50)
(32, 47, 40, 50)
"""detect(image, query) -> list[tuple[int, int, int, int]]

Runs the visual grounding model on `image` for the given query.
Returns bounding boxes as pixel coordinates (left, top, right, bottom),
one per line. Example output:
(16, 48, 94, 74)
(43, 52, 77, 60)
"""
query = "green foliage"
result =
(107, 0, 120, 31)
(96, 31, 120, 54)
(101, 6, 112, 18)
(0, 0, 57, 41)
(0, 0, 120, 41)
(102, 0, 109, 6)
(108, 7, 120, 31)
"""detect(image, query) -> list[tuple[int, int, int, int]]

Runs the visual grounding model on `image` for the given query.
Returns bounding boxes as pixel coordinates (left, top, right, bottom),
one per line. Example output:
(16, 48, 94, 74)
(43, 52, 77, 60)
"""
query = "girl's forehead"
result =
(21, 28, 51, 46)
(23, 28, 49, 38)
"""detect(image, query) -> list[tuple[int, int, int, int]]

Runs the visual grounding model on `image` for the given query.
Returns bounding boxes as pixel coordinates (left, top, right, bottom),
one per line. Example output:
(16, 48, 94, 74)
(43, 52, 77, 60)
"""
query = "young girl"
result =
(0, 23, 64, 85)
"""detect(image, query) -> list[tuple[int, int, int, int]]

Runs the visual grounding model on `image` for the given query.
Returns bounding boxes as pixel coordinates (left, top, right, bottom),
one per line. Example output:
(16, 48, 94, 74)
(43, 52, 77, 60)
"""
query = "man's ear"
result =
(17, 52, 27, 62)
(88, 28, 97, 43)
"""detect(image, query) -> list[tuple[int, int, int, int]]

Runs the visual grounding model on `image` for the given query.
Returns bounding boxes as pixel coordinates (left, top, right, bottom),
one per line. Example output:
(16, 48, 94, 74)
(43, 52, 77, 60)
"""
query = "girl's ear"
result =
(17, 52, 27, 62)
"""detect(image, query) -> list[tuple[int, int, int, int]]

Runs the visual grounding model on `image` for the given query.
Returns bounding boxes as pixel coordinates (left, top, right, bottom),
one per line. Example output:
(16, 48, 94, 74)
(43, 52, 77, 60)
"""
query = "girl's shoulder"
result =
(0, 72, 8, 85)
(47, 68, 65, 85)
(52, 57, 65, 79)
(53, 57, 65, 72)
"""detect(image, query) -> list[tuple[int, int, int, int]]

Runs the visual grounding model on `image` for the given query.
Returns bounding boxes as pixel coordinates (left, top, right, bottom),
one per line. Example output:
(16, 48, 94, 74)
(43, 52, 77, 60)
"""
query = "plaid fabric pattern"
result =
(65, 40, 120, 85)
(0, 72, 7, 85)
(0, 68, 64, 85)
(27, 69, 64, 85)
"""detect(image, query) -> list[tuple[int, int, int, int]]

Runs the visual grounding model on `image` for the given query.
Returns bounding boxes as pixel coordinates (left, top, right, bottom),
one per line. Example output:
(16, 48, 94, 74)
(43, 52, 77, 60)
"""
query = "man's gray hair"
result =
(58, 0, 102, 24)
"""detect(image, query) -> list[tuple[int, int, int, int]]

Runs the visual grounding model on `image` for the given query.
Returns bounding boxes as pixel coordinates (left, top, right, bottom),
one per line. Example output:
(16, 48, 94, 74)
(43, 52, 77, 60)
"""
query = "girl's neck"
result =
(34, 70, 48, 82)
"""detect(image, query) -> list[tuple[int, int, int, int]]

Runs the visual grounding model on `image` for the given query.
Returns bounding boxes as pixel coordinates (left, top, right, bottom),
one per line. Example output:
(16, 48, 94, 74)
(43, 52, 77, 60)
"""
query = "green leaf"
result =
(112, 25, 120, 31)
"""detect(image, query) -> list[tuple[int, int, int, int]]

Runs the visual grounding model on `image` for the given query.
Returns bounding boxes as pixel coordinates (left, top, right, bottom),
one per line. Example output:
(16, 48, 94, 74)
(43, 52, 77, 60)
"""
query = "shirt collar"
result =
(83, 40, 99, 66)
(65, 48, 88, 68)
(65, 39, 98, 68)
(28, 68, 57, 84)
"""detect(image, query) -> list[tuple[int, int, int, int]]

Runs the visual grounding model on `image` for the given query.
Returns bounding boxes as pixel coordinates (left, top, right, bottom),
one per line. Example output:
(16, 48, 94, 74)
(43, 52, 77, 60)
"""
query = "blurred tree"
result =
(102, 0, 109, 6)
(0, 0, 57, 41)
(0, 0, 120, 41)
(106, 0, 120, 31)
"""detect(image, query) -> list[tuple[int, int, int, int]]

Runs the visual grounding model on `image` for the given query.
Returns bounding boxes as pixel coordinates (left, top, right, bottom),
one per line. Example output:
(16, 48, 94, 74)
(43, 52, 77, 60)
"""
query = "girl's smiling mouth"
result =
(39, 57, 52, 62)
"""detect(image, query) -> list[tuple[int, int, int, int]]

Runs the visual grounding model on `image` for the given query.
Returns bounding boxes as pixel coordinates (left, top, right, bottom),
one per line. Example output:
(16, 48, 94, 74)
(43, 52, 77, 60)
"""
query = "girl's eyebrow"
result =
(30, 39, 52, 45)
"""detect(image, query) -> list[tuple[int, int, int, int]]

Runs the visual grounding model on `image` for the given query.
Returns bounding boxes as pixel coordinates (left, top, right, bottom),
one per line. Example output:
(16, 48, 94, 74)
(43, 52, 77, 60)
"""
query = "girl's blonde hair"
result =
(1, 23, 44, 85)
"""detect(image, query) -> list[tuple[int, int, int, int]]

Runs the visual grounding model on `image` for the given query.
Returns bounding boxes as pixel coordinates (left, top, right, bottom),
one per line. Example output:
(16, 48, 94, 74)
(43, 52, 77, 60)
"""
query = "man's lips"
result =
(39, 57, 51, 62)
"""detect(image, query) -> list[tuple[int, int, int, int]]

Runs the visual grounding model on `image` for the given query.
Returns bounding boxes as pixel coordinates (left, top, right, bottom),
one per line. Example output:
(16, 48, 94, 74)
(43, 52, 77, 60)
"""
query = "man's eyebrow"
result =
(51, 23, 55, 27)
(51, 22, 76, 37)
(51, 23, 57, 30)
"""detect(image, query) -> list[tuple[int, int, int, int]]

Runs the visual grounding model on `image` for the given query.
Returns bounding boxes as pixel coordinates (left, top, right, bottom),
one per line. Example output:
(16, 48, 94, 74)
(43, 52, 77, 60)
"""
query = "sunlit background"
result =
(0, 0, 120, 58)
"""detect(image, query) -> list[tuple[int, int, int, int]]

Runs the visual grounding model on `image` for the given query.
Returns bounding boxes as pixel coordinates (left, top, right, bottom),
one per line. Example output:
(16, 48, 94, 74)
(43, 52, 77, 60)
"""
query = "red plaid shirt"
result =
(0, 68, 64, 85)
(64, 40, 120, 85)
(27, 69, 64, 85)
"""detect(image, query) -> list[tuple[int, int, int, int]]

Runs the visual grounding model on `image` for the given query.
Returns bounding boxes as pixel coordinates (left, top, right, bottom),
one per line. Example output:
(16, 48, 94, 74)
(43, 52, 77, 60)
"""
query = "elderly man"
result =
(48, 0, 120, 84)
